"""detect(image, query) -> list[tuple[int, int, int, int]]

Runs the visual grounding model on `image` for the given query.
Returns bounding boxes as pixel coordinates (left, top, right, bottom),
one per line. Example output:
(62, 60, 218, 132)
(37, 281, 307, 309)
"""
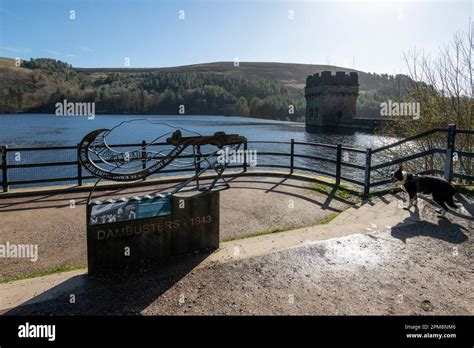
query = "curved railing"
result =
(0, 139, 367, 192)
(1, 125, 472, 196)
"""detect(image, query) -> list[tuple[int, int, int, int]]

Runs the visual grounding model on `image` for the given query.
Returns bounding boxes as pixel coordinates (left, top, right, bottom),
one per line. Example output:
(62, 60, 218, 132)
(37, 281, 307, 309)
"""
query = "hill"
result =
(0, 57, 413, 120)
(75, 61, 346, 91)
(75, 61, 406, 93)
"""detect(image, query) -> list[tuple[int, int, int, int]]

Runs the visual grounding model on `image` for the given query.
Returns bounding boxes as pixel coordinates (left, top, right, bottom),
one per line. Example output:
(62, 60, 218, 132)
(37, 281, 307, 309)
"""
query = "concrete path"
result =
(1, 192, 472, 315)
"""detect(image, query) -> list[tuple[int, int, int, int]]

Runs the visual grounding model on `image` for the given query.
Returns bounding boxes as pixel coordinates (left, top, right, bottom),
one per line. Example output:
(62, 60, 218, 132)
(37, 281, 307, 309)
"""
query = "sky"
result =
(0, 0, 472, 74)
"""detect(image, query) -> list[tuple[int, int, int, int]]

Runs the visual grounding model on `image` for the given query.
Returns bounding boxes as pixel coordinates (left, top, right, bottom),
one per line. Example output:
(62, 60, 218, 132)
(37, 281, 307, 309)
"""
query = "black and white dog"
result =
(391, 166, 459, 216)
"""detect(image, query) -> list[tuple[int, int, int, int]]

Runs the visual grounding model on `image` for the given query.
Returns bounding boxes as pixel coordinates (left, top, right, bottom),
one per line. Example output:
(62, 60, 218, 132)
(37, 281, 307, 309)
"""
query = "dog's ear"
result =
(398, 164, 403, 171)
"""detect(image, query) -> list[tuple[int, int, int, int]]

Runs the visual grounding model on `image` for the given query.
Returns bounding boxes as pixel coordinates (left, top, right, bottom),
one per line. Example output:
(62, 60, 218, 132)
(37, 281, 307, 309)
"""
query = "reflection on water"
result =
(0, 114, 394, 148)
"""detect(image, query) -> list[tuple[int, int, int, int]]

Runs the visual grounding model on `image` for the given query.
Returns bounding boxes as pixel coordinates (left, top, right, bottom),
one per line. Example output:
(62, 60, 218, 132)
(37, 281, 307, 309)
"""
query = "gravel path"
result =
(0, 176, 350, 278)
(3, 193, 472, 315)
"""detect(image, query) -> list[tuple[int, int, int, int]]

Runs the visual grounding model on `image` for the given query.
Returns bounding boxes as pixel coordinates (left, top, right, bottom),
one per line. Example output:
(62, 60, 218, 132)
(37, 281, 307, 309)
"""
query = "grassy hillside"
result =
(0, 57, 413, 120)
(75, 61, 405, 93)
(76, 61, 345, 91)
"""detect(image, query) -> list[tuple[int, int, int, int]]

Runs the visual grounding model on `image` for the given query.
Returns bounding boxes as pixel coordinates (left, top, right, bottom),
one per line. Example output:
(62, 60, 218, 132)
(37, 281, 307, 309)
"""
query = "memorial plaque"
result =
(89, 195, 171, 225)
(86, 191, 219, 275)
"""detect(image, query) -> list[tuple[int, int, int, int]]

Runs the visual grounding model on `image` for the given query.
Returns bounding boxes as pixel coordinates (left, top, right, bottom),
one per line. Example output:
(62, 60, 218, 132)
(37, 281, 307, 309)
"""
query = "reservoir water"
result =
(0, 114, 389, 148)
(0, 114, 394, 189)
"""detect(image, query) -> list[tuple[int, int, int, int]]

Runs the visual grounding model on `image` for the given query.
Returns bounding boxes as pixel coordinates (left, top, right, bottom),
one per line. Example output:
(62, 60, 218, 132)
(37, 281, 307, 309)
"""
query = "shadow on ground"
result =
(390, 196, 471, 244)
(4, 252, 210, 315)
(391, 216, 469, 244)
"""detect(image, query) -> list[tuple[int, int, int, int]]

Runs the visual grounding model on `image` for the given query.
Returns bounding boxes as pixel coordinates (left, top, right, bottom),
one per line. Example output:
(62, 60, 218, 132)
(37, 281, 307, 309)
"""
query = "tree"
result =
(235, 97, 249, 116)
(379, 26, 473, 182)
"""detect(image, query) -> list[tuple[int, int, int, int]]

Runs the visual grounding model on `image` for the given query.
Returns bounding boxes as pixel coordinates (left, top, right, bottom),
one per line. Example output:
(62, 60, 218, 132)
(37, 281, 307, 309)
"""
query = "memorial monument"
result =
(78, 120, 246, 275)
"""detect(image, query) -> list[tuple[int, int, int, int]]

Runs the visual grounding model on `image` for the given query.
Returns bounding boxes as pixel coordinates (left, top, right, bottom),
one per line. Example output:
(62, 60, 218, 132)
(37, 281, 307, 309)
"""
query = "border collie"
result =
(391, 166, 459, 216)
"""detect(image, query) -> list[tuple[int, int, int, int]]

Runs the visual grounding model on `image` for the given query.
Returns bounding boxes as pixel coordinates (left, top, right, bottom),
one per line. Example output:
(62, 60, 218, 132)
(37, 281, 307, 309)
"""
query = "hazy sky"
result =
(0, 0, 472, 74)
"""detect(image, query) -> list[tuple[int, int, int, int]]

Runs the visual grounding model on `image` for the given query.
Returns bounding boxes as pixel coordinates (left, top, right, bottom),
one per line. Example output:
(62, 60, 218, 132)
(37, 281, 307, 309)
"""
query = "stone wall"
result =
(305, 71, 361, 129)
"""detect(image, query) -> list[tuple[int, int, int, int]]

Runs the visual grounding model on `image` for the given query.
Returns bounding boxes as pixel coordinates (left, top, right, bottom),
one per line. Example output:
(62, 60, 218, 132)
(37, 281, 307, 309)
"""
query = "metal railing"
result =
(1, 124, 473, 196)
(368, 124, 474, 193)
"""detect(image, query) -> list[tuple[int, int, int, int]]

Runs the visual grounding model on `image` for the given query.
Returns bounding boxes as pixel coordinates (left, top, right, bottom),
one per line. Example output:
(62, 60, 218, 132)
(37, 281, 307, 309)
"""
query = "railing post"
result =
(195, 145, 201, 189)
(196, 145, 201, 173)
(141, 140, 147, 181)
(364, 147, 372, 197)
(76, 143, 82, 186)
(243, 140, 248, 172)
(444, 124, 456, 182)
(290, 139, 294, 174)
(335, 144, 342, 186)
(1, 145, 8, 193)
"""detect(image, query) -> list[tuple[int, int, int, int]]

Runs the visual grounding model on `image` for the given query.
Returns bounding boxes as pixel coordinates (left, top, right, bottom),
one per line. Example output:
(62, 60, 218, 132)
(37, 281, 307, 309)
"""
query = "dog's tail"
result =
(446, 195, 461, 209)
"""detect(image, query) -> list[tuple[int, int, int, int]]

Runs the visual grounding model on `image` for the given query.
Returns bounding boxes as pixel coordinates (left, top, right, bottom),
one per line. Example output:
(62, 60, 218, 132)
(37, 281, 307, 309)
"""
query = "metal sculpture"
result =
(79, 120, 247, 195)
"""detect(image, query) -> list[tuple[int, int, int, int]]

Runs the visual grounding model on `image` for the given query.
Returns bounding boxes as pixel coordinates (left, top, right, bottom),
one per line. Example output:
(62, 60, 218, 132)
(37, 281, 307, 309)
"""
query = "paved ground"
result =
(1, 192, 472, 315)
(0, 176, 351, 279)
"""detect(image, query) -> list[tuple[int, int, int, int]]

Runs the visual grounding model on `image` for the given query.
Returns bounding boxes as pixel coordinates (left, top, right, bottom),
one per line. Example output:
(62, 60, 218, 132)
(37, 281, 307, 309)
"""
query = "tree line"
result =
(5, 59, 305, 121)
(1, 58, 420, 121)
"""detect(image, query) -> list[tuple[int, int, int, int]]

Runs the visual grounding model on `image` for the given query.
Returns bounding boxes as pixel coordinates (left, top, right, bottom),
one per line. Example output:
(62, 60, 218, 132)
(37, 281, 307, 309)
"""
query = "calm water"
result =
(0, 114, 393, 188)
(0, 114, 388, 148)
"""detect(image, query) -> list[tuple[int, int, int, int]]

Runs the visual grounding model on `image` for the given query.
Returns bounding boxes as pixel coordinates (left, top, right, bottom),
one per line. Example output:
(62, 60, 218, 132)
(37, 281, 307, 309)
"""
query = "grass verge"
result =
(456, 185, 474, 197)
(223, 228, 287, 242)
(311, 180, 363, 203)
(0, 264, 86, 284)
(222, 212, 341, 242)
(317, 213, 340, 225)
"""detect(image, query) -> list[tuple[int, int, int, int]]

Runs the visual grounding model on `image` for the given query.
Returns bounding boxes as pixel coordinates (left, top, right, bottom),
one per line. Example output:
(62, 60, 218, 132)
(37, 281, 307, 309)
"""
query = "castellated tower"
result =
(305, 71, 359, 130)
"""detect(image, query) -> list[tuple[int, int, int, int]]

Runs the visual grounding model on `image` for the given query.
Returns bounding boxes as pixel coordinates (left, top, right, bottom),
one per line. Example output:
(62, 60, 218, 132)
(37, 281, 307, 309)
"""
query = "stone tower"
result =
(305, 71, 359, 130)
